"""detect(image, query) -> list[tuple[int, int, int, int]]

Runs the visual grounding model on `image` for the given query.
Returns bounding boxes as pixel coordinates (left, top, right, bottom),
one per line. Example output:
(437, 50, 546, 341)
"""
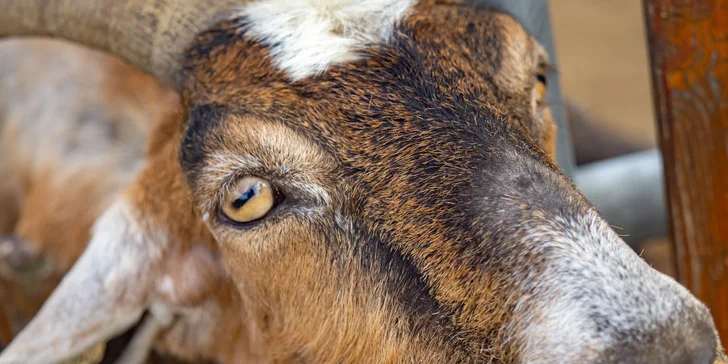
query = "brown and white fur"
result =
(0, 37, 172, 344)
(0, 1, 724, 363)
(0, 39, 264, 363)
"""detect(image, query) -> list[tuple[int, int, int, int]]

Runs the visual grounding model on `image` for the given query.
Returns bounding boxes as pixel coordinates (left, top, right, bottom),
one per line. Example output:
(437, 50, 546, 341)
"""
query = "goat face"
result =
(176, 3, 721, 362)
(0, 1, 723, 363)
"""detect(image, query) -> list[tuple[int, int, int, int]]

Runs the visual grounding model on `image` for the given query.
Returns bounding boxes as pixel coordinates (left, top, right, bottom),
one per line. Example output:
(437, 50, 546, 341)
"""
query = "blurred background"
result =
(548, 0, 675, 276)
(551, 0, 656, 157)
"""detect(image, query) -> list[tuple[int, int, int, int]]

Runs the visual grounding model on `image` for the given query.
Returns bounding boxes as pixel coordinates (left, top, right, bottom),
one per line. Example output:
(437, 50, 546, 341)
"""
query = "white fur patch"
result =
(237, 0, 417, 80)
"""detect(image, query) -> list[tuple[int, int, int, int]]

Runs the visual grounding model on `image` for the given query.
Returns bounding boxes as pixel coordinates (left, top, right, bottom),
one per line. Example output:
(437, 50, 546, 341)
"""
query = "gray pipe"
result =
(573, 149, 667, 248)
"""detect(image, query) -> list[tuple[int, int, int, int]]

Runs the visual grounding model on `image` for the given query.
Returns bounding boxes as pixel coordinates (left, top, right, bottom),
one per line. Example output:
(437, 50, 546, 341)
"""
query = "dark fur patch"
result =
(180, 103, 228, 183)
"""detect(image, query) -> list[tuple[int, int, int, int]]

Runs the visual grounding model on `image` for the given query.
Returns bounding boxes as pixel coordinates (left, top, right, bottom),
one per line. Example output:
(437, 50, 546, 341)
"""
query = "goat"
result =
(0, 37, 173, 344)
(0, 1, 725, 363)
(0, 39, 671, 364)
(0, 38, 267, 363)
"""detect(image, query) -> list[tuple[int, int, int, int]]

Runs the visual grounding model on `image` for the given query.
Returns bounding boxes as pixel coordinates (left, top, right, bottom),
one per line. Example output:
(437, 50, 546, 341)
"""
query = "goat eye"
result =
(222, 177, 276, 223)
(535, 73, 547, 100)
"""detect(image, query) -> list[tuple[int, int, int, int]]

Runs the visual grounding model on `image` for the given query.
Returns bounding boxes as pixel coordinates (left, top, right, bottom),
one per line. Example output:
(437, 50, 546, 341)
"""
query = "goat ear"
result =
(0, 200, 160, 364)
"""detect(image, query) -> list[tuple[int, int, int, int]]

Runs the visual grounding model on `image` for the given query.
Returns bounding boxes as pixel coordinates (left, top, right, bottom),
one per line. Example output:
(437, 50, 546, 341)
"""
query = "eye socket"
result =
(221, 177, 277, 224)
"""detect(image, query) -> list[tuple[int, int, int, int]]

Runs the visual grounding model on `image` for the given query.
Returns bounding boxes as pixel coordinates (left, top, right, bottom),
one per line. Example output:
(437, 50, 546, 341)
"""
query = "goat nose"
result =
(659, 338, 715, 364)
(668, 321, 717, 364)
(678, 337, 718, 364)
(691, 343, 718, 364)
(612, 320, 717, 364)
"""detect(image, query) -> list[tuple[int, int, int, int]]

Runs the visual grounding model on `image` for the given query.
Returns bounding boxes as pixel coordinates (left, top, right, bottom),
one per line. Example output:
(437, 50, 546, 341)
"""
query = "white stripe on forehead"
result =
(237, 0, 417, 81)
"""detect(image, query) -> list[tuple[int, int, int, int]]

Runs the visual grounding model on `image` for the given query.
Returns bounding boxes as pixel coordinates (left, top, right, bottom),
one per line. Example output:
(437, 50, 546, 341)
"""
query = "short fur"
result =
(174, 1, 718, 362)
(0, 1, 724, 363)
(0, 37, 173, 341)
(0, 39, 265, 363)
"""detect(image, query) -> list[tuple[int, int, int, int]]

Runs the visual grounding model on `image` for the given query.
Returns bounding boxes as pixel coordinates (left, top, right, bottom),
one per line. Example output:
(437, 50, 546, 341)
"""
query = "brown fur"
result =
(9, 4, 558, 361)
(0, 37, 175, 268)
(0, 38, 271, 363)
(169, 3, 561, 361)
(0, 37, 175, 339)
(0, 38, 154, 340)
(125, 120, 269, 362)
(171, 2, 718, 361)
(0, 1, 722, 363)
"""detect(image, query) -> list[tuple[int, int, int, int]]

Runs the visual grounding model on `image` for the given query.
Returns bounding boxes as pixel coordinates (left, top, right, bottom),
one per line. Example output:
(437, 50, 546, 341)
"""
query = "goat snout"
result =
(517, 267, 720, 364)
(512, 211, 721, 363)
(607, 311, 717, 364)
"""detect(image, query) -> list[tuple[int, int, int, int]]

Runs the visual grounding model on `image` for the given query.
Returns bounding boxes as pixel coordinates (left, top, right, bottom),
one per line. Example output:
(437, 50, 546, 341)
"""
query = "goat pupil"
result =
(232, 187, 257, 209)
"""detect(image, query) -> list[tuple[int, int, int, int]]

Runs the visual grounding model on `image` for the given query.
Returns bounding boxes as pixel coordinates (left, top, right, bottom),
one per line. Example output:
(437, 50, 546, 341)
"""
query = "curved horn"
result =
(0, 0, 240, 88)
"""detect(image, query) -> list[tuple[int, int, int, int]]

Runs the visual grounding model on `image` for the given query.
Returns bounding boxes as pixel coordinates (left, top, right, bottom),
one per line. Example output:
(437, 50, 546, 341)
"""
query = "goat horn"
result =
(0, 0, 240, 89)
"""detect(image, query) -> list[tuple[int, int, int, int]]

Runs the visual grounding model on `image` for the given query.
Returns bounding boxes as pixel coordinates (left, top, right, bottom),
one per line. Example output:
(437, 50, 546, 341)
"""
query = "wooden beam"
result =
(643, 0, 728, 345)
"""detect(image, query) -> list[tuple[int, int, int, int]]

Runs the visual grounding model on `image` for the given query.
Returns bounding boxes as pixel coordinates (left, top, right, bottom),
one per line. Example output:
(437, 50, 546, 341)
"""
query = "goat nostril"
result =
(675, 322, 717, 364)
(689, 340, 716, 364)
(609, 319, 718, 364)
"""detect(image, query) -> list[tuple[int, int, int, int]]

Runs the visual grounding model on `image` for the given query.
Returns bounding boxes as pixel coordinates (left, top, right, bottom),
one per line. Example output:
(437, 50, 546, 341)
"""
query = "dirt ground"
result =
(549, 0, 675, 278)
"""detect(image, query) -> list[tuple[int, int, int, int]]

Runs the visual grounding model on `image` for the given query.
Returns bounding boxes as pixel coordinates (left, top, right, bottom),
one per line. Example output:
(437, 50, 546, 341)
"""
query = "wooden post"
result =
(643, 0, 728, 345)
